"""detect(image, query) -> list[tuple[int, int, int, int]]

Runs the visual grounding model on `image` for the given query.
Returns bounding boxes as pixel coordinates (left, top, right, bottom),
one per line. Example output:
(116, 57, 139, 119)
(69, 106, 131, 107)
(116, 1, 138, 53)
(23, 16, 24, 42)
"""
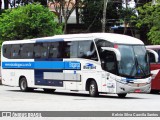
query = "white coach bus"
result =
(1, 33, 155, 98)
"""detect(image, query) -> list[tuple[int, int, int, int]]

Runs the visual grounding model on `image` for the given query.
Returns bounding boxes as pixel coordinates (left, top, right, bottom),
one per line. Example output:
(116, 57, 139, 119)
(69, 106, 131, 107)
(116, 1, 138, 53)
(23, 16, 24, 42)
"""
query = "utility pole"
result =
(125, 0, 128, 8)
(123, 0, 128, 34)
(102, 0, 109, 32)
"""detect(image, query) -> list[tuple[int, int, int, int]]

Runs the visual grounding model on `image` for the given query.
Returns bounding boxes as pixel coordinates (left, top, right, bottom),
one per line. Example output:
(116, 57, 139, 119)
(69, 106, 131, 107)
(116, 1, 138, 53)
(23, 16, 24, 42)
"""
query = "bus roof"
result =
(146, 45, 160, 50)
(2, 33, 144, 45)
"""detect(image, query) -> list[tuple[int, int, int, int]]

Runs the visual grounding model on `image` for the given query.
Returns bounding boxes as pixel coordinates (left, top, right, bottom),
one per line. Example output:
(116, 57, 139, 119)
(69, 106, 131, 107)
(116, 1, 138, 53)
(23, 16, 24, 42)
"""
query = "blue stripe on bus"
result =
(2, 62, 34, 69)
(2, 61, 81, 70)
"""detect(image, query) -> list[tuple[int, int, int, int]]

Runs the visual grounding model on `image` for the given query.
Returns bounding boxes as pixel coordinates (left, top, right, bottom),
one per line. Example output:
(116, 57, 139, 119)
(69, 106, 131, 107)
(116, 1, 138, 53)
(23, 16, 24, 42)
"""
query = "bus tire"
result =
(117, 93, 127, 98)
(43, 89, 56, 93)
(19, 77, 30, 92)
(89, 80, 99, 97)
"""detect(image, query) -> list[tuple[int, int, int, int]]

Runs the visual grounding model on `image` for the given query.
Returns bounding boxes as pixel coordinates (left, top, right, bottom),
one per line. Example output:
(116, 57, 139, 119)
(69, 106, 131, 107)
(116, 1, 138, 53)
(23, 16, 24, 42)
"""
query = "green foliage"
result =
(80, 0, 122, 32)
(80, 0, 103, 32)
(135, 0, 160, 44)
(119, 7, 136, 23)
(0, 3, 62, 41)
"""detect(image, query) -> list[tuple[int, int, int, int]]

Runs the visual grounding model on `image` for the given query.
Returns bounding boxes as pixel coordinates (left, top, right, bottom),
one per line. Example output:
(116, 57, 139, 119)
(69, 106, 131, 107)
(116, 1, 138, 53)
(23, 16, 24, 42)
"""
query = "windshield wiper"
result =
(135, 56, 146, 76)
(129, 60, 136, 77)
(129, 56, 146, 77)
(137, 62, 147, 76)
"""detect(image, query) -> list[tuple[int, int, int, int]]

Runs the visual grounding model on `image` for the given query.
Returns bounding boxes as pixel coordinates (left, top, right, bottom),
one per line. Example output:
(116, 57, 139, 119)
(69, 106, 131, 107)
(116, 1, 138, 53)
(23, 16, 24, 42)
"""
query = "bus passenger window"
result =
(34, 44, 42, 58)
(33, 43, 48, 58)
(48, 42, 62, 58)
(63, 41, 79, 58)
(78, 41, 98, 61)
(158, 50, 160, 62)
(41, 43, 48, 58)
(3, 45, 11, 58)
(70, 41, 78, 58)
(63, 42, 72, 58)
(11, 44, 21, 59)
(148, 52, 156, 63)
(21, 44, 34, 59)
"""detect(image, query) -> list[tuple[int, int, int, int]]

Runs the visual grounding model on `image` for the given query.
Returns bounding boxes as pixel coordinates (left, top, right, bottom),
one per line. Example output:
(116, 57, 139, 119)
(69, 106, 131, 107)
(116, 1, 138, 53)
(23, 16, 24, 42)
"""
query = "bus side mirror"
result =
(101, 47, 121, 61)
(147, 49, 159, 63)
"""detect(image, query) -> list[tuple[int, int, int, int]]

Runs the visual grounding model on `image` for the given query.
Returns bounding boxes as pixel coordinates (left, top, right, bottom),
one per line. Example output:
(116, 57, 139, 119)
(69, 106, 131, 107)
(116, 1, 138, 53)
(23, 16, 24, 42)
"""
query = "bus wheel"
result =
(19, 77, 29, 92)
(89, 80, 99, 97)
(117, 93, 127, 98)
(43, 89, 56, 93)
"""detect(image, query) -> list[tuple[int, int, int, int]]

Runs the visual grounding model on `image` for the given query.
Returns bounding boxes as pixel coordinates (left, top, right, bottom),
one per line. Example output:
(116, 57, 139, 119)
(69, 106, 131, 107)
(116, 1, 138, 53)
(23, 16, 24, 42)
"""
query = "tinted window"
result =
(34, 43, 48, 58)
(148, 52, 156, 63)
(63, 41, 78, 58)
(3, 45, 11, 58)
(48, 42, 62, 58)
(95, 39, 114, 53)
(158, 50, 160, 62)
(101, 51, 117, 74)
(154, 49, 160, 62)
(2, 40, 98, 61)
(70, 41, 78, 58)
(95, 39, 113, 47)
(41, 43, 48, 58)
(78, 41, 98, 60)
(21, 44, 34, 58)
(11, 44, 21, 59)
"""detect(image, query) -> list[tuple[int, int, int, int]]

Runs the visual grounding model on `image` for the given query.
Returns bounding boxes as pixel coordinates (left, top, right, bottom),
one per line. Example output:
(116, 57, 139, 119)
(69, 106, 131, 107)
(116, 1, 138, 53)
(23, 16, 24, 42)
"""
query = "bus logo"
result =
(69, 62, 80, 69)
(83, 63, 96, 69)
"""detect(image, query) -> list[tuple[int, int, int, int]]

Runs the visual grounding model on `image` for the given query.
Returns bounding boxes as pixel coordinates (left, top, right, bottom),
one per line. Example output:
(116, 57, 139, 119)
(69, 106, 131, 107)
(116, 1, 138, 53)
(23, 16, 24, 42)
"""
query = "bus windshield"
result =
(117, 45, 150, 78)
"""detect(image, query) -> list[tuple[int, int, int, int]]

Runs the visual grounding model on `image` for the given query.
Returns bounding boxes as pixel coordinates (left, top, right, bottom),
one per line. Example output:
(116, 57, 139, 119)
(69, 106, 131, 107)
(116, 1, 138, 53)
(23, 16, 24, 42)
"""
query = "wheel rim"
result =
(21, 80, 26, 90)
(90, 84, 95, 95)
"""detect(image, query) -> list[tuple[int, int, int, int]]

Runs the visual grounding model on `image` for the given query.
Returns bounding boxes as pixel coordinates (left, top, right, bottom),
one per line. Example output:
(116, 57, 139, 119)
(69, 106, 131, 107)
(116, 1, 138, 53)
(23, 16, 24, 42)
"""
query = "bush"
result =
(0, 3, 62, 41)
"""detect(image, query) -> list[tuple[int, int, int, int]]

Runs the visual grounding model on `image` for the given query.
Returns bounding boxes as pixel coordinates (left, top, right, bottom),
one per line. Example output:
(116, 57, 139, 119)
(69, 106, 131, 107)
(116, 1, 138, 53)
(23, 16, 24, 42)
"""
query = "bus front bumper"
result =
(116, 81, 151, 94)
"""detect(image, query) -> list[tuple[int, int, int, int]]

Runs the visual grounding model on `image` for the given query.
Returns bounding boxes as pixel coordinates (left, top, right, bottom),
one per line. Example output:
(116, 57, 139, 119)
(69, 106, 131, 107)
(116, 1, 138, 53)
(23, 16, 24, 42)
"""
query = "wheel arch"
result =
(19, 75, 26, 87)
(85, 78, 97, 91)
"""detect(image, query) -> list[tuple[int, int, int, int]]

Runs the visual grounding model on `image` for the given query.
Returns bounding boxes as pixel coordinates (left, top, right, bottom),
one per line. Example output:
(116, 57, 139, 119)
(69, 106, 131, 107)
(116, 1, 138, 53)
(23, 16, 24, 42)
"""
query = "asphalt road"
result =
(0, 85, 160, 120)
(0, 85, 160, 111)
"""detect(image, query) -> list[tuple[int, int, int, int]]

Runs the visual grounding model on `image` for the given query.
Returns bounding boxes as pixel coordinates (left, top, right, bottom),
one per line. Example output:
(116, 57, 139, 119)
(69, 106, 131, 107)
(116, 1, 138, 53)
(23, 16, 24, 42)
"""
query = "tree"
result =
(75, 0, 80, 24)
(81, 0, 122, 32)
(0, 3, 62, 41)
(134, 0, 152, 7)
(135, 0, 160, 44)
(4, 0, 9, 9)
(119, 7, 136, 35)
(80, 0, 102, 32)
(49, 0, 79, 33)
(0, 0, 2, 10)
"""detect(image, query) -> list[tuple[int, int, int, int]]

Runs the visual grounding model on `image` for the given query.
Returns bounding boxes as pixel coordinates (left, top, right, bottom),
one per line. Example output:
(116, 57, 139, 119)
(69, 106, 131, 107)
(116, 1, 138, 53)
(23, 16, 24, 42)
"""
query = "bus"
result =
(1, 33, 156, 98)
(146, 45, 160, 94)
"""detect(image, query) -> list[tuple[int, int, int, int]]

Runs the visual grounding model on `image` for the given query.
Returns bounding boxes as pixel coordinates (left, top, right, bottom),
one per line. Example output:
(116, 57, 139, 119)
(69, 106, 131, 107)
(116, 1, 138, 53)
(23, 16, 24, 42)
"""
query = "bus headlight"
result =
(147, 77, 152, 83)
(116, 78, 127, 84)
